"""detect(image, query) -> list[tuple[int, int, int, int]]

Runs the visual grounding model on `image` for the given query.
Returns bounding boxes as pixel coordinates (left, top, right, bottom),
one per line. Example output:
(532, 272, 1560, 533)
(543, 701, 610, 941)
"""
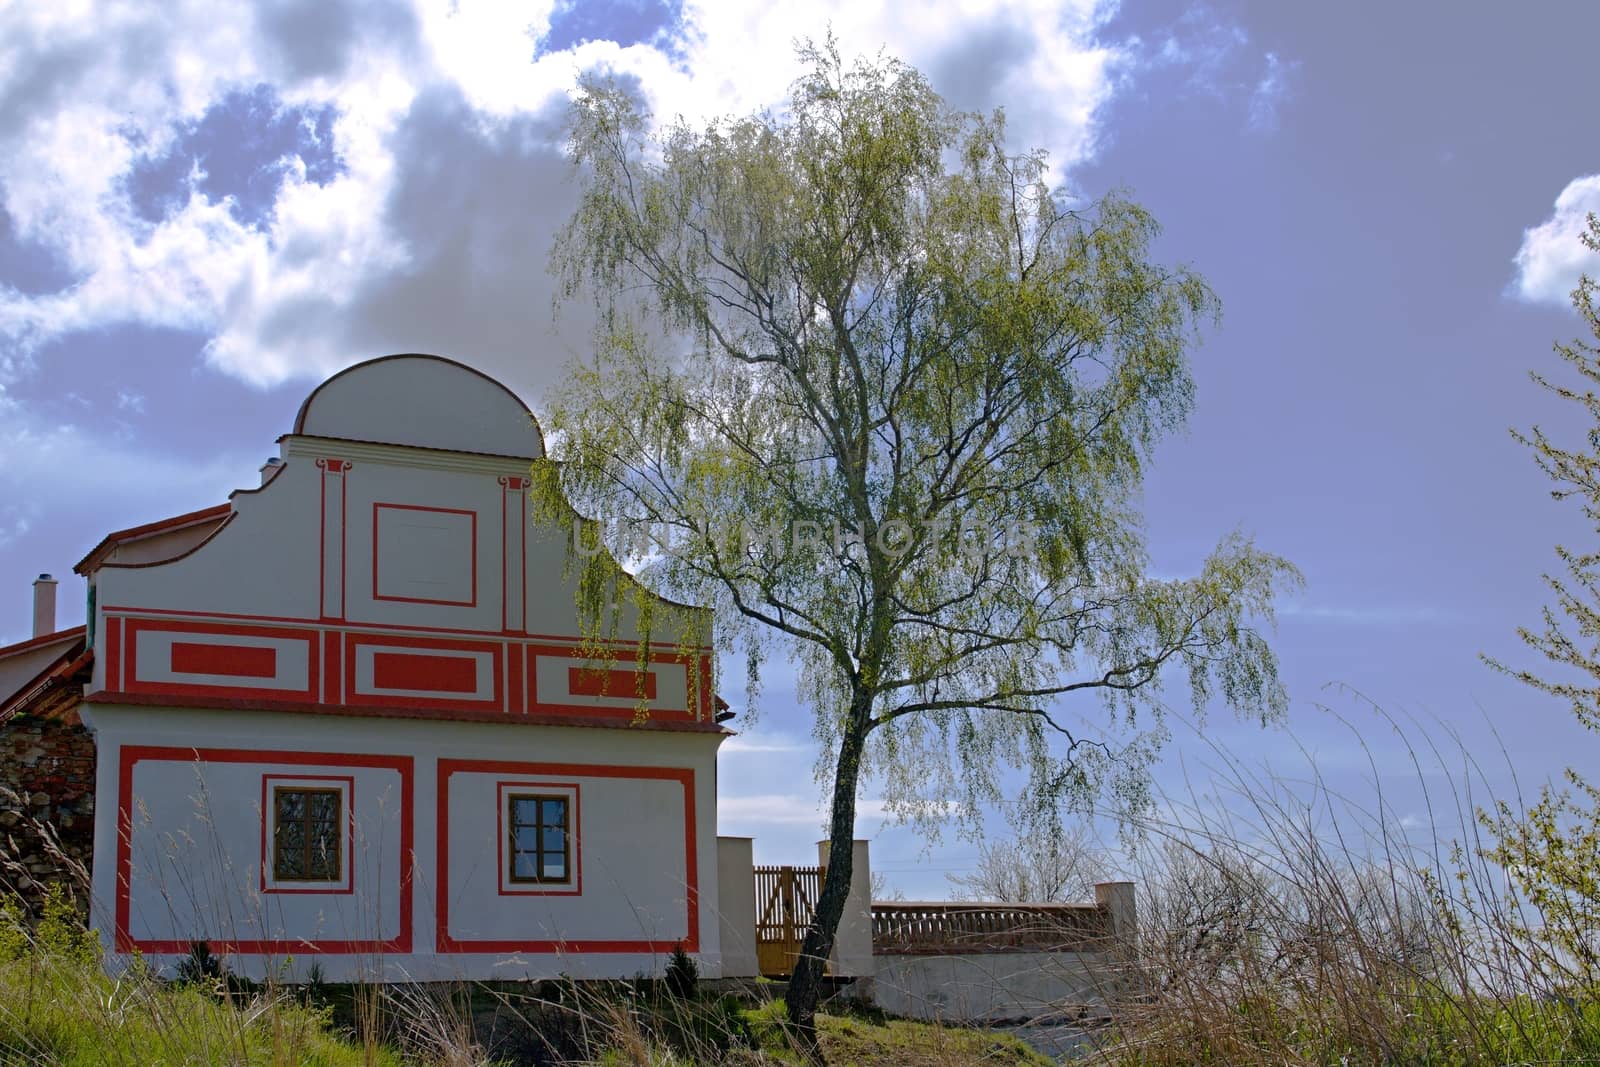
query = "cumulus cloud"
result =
(1512, 174, 1600, 306)
(0, 0, 1123, 399)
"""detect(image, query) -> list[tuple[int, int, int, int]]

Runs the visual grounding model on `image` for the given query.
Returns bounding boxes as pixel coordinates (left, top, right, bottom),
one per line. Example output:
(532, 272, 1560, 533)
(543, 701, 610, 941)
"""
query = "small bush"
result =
(33, 885, 96, 965)
(665, 942, 699, 1000)
(175, 940, 223, 983)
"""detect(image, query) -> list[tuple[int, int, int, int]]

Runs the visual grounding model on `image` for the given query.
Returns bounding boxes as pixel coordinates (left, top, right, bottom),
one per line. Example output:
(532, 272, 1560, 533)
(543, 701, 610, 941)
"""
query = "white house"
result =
(51, 354, 729, 982)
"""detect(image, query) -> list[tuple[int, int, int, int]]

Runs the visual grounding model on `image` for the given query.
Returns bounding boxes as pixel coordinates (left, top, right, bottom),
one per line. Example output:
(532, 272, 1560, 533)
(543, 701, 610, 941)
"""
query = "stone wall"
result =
(0, 713, 95, 914)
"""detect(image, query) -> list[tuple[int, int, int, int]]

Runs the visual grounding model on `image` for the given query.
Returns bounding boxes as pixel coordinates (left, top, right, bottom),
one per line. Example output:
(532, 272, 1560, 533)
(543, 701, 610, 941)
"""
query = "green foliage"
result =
(0, 937, 401, 1065)
(34, 886, 96, 967)
(0, 887, 96, 967)
(303, 960, 328, 1006)
(546, 36, 1298, 1035)
(1483, 212, 1600, 984)
(0, 897, 27, 963)
(548, 33, 1295, 848)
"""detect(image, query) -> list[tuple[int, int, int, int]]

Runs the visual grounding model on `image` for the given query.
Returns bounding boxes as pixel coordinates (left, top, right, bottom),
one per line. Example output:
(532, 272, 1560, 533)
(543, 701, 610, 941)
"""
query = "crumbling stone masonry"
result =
(0, 712, 95, 915)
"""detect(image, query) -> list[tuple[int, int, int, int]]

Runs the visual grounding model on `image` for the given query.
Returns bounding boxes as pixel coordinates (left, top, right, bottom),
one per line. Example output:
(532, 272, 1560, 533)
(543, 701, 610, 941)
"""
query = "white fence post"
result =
(716, 836, 758, 977)
(818, 838, 874, 977)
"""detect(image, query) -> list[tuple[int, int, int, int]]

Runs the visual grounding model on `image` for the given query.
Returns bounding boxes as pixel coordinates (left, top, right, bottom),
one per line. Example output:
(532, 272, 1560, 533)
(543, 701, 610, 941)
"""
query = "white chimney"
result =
(32, 574, 57, 638)
(260, 457, 284, 486)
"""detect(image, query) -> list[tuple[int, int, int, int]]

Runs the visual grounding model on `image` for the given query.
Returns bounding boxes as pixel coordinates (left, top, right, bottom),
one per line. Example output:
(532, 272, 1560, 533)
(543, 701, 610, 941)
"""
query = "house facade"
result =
(10, 354, 730, 981)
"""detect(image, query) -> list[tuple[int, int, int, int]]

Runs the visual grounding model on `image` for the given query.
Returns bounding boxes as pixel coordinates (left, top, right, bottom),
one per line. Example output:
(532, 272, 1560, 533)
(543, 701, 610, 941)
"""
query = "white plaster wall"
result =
(94, 441, 707, 655)
(99, 521, 227, 569)
(442, 767, 691, 944)
(120, 754, 406, 950)
(87, 704, 724, 982)
(336, 455, 506, 633)
(871, 951, 1121, 1023)
(716, 837, 758, 978)
(0, 633, 78, 702)
(295, 355, 545, 460)
(93, 457, 322, 626)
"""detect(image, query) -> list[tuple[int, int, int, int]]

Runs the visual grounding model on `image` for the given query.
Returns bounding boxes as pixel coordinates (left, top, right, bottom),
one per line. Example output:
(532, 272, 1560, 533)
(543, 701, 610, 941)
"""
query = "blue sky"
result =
(2, 0, 1598, 897)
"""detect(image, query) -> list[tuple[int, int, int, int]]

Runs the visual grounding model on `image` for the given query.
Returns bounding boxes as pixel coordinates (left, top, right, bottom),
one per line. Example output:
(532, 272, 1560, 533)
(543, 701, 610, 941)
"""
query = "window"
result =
(273, 787, 343, 882)
(507, 794, 569, 884)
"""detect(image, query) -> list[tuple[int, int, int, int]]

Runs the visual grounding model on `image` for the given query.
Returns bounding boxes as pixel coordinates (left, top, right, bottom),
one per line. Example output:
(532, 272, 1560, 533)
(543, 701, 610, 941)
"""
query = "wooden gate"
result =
(754, 864, 828, 977)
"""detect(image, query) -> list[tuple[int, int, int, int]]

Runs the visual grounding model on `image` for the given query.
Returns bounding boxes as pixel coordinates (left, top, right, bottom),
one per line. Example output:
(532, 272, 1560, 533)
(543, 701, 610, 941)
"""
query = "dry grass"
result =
(1085, 704, 1600, 1066)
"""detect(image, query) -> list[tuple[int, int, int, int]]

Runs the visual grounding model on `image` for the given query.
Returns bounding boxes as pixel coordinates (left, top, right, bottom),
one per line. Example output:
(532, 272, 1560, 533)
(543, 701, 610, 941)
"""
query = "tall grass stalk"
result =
(1091, 699, 1600, 1066)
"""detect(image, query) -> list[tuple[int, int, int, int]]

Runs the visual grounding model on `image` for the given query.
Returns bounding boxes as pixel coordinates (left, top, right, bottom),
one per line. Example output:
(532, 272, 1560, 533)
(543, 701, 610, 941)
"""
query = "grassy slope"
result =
(742, 999, 1051, 1067)
(0, 956, 399, 1066)
(0, 946, 1042, 1067)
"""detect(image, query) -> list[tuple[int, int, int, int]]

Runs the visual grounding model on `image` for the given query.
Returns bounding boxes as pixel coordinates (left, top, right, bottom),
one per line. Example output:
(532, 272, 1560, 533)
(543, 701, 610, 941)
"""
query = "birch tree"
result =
(539, 41, 1298, 1053)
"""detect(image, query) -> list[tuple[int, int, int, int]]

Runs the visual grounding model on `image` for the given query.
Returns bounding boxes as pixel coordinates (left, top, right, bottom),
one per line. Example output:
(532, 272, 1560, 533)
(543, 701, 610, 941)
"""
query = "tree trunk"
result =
(784, 704, 869, 1062)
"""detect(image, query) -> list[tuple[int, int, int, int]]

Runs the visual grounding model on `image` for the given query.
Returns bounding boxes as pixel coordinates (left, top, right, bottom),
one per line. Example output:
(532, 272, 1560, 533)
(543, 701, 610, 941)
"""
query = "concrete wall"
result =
(716, 837, 757, 977)
(870, 881, 1137, 1024)
(870, 950, 1122, 1023)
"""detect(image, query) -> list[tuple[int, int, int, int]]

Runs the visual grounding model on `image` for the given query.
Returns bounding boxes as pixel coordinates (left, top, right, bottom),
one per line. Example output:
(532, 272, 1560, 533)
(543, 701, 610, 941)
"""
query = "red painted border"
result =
(123, 619, 319, 702)
(344, 632, 501, 710)
(508, 643, 524, 714)
(494, 780, 582, 896)
(528, 644, 697, 721)
(259, 774, 356, 895)
(500, 485, 508, 633)
(83, 690, 729, 734)
(321, 631, 341, 704)
(98, 608, 717, 726)
(106, 617, 124, 692)
(436, 759, 698, 954)
(498, 476, 530, 635)
(372, 503, 478, 607)
(101, 605, 713, 652)
(116, 746, 413, 955)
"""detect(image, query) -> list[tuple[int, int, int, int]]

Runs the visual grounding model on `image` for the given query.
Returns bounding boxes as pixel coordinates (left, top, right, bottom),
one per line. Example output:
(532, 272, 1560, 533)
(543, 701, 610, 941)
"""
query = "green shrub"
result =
(665, 942, 698, 1000)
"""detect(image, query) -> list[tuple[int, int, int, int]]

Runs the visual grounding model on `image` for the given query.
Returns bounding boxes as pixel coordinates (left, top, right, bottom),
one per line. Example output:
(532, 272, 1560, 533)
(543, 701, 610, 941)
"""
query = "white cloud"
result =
(1279, 602, 1460, 626)
(1122, 7, 1292, 135)
(1512, 175, 1600, 306)
(718, 793, 890, 829)
(1248, 52, 1296, 132)
(719, 733, 809, 755)
(0, 0, 1123, 397)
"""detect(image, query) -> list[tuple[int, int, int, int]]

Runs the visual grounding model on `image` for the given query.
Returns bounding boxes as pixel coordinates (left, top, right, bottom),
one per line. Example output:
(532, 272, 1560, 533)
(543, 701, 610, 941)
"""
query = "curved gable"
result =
(295, 354, 545, 459)
(86, 353, 713, 730)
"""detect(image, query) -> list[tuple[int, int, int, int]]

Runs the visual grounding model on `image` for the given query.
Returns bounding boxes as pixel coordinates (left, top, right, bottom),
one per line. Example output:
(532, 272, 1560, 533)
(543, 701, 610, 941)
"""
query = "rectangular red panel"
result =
(373, 652, 477, 693)
(568, 666, 657, 700)
(170, 641, 277, 679)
